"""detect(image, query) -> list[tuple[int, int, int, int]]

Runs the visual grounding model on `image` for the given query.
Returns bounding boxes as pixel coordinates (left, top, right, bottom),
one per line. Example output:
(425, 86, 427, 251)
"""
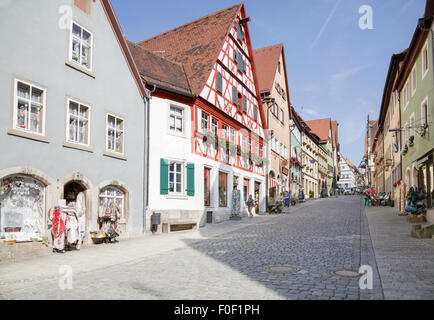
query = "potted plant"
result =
(309, 190, 314, 198)
(403, 145, 408, 155)
(409, 136, 415, 147)
(290, 198, 296, 206)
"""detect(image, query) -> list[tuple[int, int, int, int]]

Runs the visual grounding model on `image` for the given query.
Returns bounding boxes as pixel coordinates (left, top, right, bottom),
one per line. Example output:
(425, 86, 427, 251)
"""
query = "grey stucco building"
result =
(0, 0, 147, 249)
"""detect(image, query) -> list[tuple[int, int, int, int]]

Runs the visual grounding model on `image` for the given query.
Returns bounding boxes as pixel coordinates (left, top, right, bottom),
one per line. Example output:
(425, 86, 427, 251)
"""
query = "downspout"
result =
(143, 84, 156, 233)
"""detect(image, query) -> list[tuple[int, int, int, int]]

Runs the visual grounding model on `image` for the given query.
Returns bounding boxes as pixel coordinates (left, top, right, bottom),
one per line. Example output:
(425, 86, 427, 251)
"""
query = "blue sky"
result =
(111, 0, 426, 166)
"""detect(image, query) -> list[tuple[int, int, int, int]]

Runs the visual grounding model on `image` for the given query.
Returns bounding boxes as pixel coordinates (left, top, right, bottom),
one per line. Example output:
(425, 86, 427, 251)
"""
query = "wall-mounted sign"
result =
(282, 167, 289, 176)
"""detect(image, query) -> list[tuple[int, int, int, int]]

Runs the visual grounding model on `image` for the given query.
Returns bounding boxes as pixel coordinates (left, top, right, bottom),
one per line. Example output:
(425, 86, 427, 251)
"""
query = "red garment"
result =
(49, 209, 69, 236)
(370, 188, 375, 195)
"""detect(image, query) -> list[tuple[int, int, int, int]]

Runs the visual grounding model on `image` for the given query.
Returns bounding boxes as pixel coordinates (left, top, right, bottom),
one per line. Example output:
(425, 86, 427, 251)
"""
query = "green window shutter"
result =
(238, 53, 243, 72)
(254, 105, 257, 121)
(243, 95, 247, 113)
(217, 73, 222, 93)
(186, 163, 195, 196)
(238, 23, 242, 41)
(160, 158, 169, 195)
(234, 50, 237, 63)
(243, 59, 246, 72)
(233, 86, 237, 105)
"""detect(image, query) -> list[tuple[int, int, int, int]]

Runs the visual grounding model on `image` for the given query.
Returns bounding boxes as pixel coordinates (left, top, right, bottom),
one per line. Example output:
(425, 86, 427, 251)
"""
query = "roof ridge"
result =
(137, 3, 242, 46)
(254, 43, 283, 52)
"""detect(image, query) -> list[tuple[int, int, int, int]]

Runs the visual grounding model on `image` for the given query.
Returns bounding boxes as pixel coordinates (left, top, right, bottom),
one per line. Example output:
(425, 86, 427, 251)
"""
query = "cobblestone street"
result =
(0, 196, 433, 300)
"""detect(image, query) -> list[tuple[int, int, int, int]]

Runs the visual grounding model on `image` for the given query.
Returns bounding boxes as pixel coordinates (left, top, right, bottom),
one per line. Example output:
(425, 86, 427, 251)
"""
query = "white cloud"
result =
(310, 0, 342, 49)
(331, 65, 372, 80)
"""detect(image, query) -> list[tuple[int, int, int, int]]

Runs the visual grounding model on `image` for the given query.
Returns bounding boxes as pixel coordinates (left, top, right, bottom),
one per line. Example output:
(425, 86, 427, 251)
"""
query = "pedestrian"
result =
(284, 192, 290, 207)
(246, 195, 254, 218)
(364, 189, 370, 207)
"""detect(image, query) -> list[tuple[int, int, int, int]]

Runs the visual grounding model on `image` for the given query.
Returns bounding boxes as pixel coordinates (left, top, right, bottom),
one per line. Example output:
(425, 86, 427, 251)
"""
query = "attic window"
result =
(278, 61, 281, 74)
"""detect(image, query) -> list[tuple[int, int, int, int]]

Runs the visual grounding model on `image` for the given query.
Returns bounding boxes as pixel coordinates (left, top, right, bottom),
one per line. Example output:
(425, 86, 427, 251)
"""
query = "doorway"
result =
(64, 182, 85, 206)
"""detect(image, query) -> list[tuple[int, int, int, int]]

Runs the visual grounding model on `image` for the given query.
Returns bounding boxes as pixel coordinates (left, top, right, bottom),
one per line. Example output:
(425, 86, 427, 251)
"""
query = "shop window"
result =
(201, 111, 209, 133)
(99, 186, 125, 222)
(169, 161, 184, 194)
(169, 106, 183, 134)
(218, 172, 228, 207)
(13, 79, 46, 135)
(70, 21, 92, 70)
(106, 114, 124, 154)
(204, 167, 211, 207)
(67, 99, 90, 146)
(0, 176, 45, 242)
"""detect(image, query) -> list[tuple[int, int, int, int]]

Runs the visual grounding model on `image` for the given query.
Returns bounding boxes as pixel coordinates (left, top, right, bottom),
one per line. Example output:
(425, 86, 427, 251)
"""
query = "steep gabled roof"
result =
(305, 118, 332, 144)
(253, 43, 283, 93)
(136, 3, 242, 96)
(127, 41, 192, 96)
(100, 0, 147, 98)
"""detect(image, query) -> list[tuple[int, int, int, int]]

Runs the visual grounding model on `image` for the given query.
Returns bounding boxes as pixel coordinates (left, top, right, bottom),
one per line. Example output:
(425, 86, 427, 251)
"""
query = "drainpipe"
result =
(143, 85, 156, 233)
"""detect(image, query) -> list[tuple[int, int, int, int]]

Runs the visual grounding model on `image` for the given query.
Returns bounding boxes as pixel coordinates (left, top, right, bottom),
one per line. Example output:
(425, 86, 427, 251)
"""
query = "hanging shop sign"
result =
(0, 176, 45, 242)
(282, 167, 289, 176)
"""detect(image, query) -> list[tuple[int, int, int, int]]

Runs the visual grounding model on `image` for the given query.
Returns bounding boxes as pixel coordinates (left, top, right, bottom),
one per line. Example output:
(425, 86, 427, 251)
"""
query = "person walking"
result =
(364, 189, 370, 207)
(246, 195, 255, 218)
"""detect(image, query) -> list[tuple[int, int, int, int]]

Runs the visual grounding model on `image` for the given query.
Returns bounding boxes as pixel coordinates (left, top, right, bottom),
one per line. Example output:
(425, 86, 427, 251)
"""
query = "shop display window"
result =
(99, 186, 125, 221)
(219, 172, 227, 207)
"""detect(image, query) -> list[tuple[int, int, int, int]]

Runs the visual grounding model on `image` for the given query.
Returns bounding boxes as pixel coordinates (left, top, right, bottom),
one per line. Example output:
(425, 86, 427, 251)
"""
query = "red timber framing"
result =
(192, 4, 266, 176)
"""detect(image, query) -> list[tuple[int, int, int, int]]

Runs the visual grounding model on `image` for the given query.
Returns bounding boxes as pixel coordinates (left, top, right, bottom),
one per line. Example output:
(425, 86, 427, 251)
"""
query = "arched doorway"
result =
(64, 181, 86, 206)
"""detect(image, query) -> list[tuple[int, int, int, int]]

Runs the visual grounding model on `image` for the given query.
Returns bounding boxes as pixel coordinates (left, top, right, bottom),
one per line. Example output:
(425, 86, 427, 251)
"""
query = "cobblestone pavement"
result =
(0, 196, 431, 300)
(365, 205, 434, 300)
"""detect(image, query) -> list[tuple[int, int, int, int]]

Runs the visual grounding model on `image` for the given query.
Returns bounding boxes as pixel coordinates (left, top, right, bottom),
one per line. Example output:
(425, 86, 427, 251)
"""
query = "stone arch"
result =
(60, 172, 93, 192)
(96, 179, 132, 233)
(0, 166, 55, 187)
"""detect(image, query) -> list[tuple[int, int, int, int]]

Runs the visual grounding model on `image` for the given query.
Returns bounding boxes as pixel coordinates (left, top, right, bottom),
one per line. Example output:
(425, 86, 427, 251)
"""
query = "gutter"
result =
(143, 84, 157, 233)
(143, 79, 196, 98)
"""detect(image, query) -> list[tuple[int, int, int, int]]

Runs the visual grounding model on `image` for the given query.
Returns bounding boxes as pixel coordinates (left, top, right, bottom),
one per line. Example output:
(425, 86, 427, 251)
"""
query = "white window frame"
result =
(421, 96, 429, 128)
(106, 113, 125, 155)
(168, 103, 187, 137)
(411, 67, 417, 96)
(66, 98, 91, 147)
(99, 186, 125, 222)
(422, 43, 429, 80)
(403, 81, 410, 111)
(168, 160, 185, 195)
(12, 78, 46, 137)
(200, 111, 209, 133)
(69, 20, 93, 71)
(410, 113, 415, 138)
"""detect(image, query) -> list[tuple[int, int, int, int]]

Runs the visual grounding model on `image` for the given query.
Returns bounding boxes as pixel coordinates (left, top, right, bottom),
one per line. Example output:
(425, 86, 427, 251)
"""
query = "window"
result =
(421, 98, 428, 128)
(169, 106, 183, 133)
(422, 44, 429, 78)
(404, 122, 408, 145)
(99, 186, 125, 221)
(410, 114, 415, 137)
(238, 52, 243, 73)
(70, 21, 92, 70)
(230, 127, 236, 144)
(411, 68, 417, 95)
(169, 161, 183, 194)
(218, 172, 228, 207)
(403, 82, 410, 110)
(237, 23, 243, 42)
(201, 111, 209, 132)
(67, 99, 90, 146)
(211, 118, 219, 135)
(222, 124, 228, 140)
(242, 135, 247, 152)
(254, 105, 257, 121)
(13, 79, 46, 135)
(106, 114, 124, 154)
(204, 167, 211, 207)
(280, 108, 284, 123)
(217, 72, 222, 94)
(234, 50, 238, 64)
(232, 86, 238, 106)
(278, 61, 281, 74)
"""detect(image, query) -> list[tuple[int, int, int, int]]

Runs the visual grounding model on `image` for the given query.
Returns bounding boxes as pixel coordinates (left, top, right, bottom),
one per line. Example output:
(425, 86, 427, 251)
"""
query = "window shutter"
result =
(243, 59, 246, 73)
(254, 105, 257, 121)
(238, 53, 243, 72)
(243, 95, 247, 113)
(217, 73, 222, 93)
(238, 23, 242, 41)
(233, 86, 237, 105)
(187, 163, 195, 196)
(160, 158, 169, 195)
(234, 50, 237, 63)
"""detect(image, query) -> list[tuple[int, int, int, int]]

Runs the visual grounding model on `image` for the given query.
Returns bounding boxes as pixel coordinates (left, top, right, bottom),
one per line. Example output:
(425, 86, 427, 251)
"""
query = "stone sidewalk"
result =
(365, 205, 434, 300)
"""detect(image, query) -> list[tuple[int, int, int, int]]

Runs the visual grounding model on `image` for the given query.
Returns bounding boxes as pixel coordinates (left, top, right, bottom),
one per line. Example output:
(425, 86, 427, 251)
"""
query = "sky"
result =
(111, 0, 426, 167)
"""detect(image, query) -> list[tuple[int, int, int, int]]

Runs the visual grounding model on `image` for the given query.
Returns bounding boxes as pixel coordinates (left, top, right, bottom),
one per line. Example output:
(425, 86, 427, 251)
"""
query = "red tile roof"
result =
(127, 41, 192, 96)
(305, 118, 331, 143)
(136, 3, 242, 96)
(253, 43, 283, 93)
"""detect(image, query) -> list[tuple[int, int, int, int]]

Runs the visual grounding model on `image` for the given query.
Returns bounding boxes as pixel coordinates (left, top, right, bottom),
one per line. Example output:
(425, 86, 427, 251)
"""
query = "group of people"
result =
(363, 187, 392, 207)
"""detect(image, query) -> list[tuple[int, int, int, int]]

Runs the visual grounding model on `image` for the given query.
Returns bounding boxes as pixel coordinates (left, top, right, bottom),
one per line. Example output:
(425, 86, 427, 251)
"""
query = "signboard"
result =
(282, 167, 289, 176)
